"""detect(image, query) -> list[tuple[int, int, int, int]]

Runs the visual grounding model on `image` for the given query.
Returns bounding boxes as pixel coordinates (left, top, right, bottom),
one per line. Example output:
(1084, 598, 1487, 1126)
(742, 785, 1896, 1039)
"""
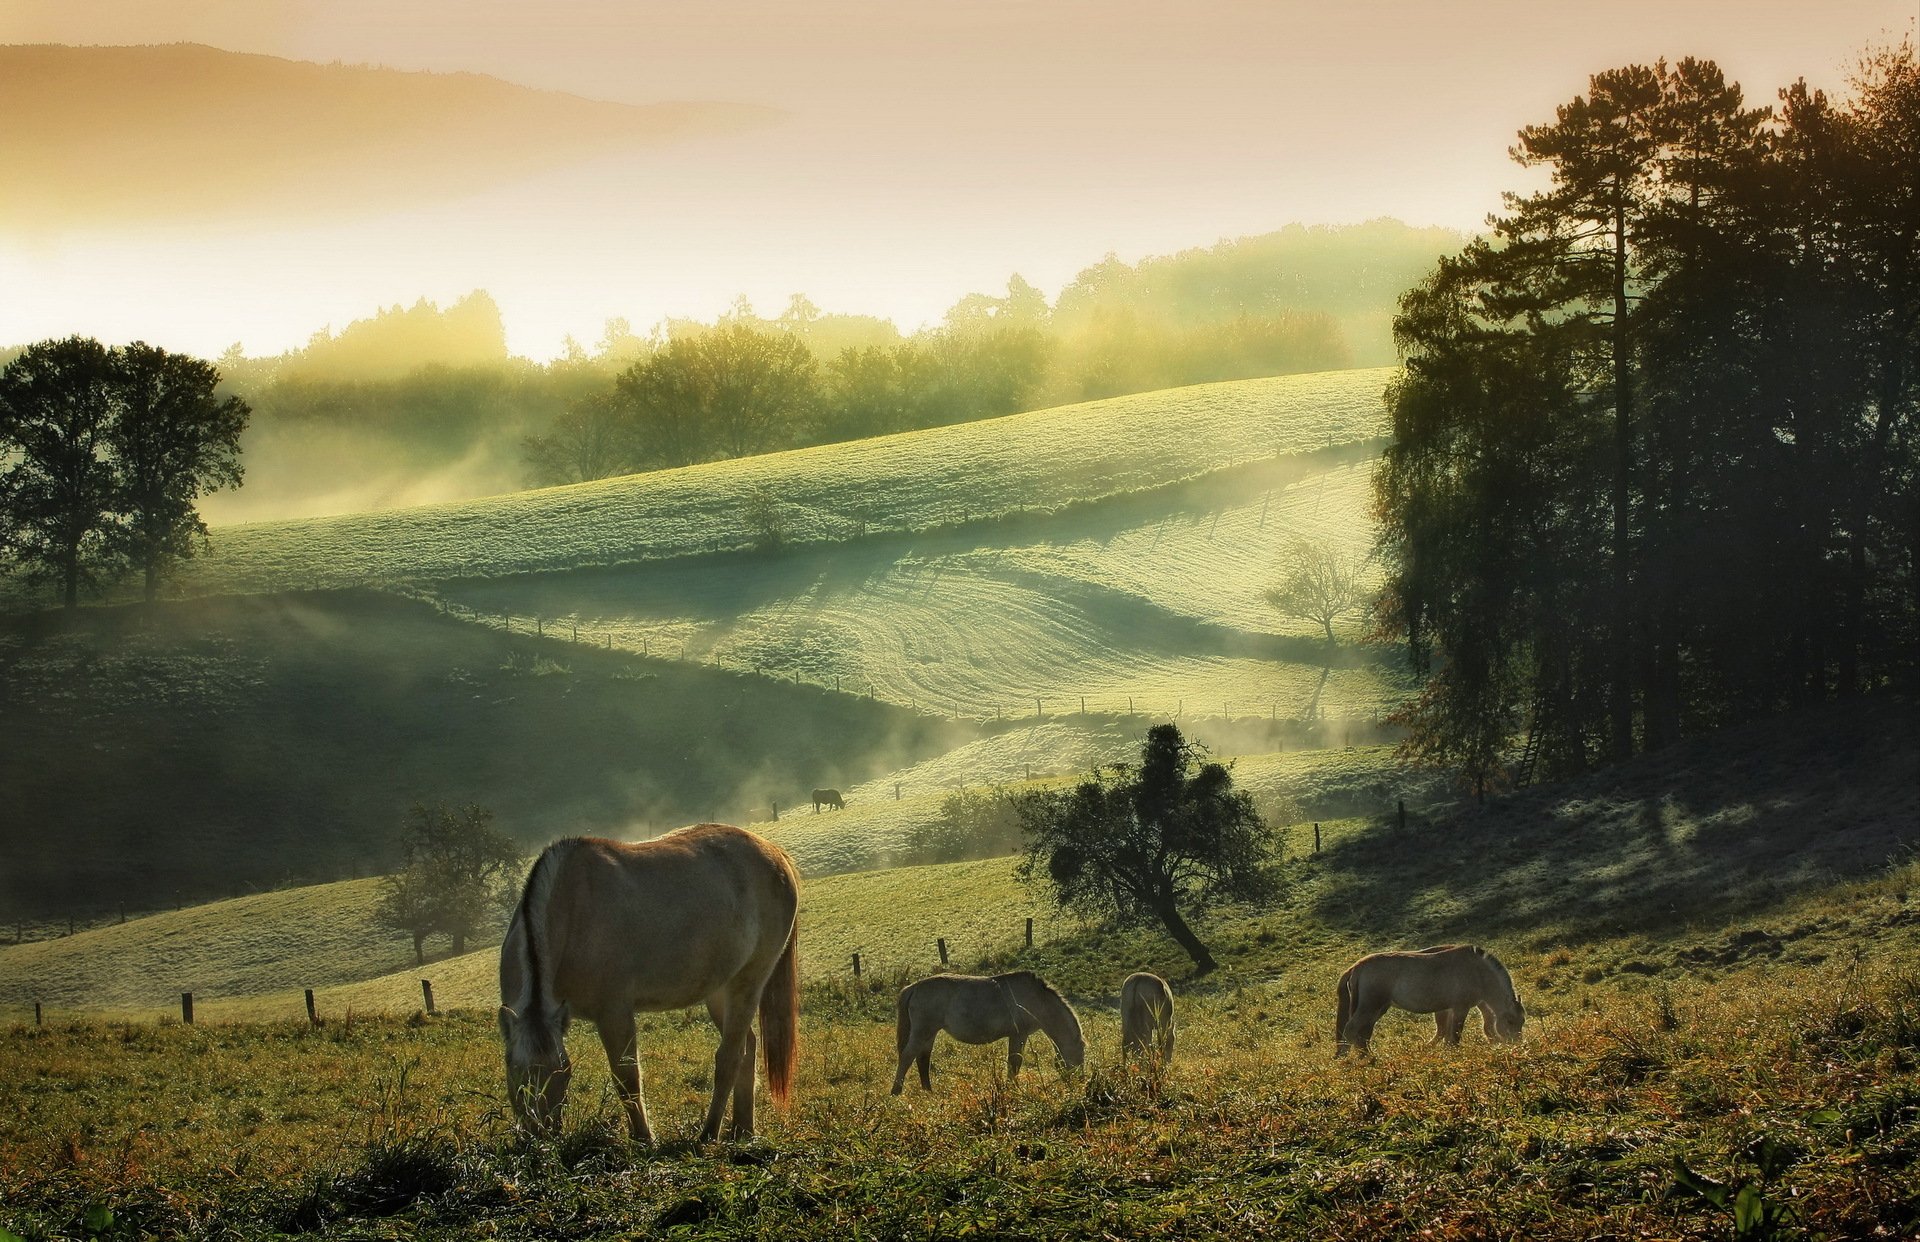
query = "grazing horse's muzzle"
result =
(501, 1005, 574, 1133)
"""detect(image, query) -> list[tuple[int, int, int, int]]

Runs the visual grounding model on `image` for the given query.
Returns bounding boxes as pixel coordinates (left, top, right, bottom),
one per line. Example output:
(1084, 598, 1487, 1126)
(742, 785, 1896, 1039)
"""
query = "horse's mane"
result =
(993, 969, 1067, 1005)
(514, 838, 585, 1023)
(1473, 946, 1517, 997)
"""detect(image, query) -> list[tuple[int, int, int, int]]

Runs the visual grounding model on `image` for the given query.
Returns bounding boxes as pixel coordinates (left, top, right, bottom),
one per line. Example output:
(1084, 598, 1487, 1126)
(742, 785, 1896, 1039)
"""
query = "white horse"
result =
(1119, 971, 1176, 1066)
(1334, 944, 1524, 1057)
(892, 971, 1085, 1093)
(498, 825, 800, 1142)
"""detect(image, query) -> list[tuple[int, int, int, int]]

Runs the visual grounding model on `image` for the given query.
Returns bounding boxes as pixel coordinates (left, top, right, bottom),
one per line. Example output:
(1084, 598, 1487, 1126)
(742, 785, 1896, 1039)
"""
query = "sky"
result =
(2, 0, 1914, 361)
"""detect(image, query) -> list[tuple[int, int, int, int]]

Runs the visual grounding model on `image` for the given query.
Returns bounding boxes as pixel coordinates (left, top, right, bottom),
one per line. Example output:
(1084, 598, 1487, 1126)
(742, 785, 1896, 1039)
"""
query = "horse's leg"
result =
(892, 1017, 935, 1094)
(1343, 994, 1389, 1057)
(699, 989, 758, 1142)
(597, 1010, 653, 1144)
(707, 996, 759, 1140)
(1005, 1031, 1029, 1081)
(917, 1047, 932, 1090)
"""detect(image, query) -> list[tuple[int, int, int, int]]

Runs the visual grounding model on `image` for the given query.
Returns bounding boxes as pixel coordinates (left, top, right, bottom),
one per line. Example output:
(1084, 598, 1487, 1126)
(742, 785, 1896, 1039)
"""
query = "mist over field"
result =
(4, 3, 1920, 1239)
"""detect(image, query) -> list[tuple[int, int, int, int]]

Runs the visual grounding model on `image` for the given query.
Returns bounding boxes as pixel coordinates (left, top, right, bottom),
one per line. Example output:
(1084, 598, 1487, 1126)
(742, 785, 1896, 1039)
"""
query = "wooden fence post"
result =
(421, 979, 436, 1014)
(181, 992, 194, 1025)
(571, 621, 578, 641)
(1313, 822, 1321, 854)
(1035, 697, 1043, 717)
(937, 937, 949, 965)
(536, 617, 543, 636)
(34, 1002, 42, 1026)
(771, 801, 779, 821)
(305, 989, 319, 1026)
(1397, 799, 1407, 831)
(1025, 917, 1034, 948)
(1079, 695, 1085, 715)
(894, 782, 901, 801)
(852, 952, 862, 977)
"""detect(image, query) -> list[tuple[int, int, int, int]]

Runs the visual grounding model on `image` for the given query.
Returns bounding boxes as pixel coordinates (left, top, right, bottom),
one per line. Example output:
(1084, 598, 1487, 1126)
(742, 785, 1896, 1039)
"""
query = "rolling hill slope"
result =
(163, 367, 1390, 597)
(0, 592, 968, 919)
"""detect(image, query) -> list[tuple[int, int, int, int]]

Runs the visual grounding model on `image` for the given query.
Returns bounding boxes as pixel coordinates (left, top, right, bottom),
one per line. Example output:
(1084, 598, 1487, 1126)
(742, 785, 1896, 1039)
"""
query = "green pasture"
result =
(164, 368, 1390, 597)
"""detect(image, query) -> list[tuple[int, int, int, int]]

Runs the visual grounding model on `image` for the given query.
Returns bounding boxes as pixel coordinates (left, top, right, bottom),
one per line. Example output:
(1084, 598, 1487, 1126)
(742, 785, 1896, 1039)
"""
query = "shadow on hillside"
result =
(1306, 699, 1920, 949)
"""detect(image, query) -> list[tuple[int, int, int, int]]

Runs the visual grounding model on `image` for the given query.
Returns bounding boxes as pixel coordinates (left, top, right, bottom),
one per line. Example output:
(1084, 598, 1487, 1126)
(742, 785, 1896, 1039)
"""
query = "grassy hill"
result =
(158, 367, 1389, 597)
(0, 741, 1444, 1021)
(437, 446, 1398, 723)
(3, 701, 1917, 1239)
(0, 591, 968, 919)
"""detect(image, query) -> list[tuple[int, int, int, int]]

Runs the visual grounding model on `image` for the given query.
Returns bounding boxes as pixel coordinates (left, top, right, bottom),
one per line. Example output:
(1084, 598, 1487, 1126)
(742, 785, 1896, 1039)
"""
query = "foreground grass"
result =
(4, 955, 1916, 1240)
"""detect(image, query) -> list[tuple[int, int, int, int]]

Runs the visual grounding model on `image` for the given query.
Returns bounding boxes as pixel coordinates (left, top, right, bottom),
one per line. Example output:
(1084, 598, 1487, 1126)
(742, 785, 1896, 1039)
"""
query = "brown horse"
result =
(892, 971, 1084, 1092)
(1334, 944, 1524, 1057)
(498, 825, 800, 1142)
(1119, 971, 1176, 1066)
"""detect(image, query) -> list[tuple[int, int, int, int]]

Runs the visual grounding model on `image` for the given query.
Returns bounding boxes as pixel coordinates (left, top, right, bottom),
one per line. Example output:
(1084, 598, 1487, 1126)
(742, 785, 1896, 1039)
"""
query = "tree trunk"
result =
(1608, 194, 1637, 760)
(143, 556, 159, 605)
(412, 930, 425, 965)
(1152, 899, 1216, 975)
(452, 930, 466, 956)
(62, 546, 79, 611)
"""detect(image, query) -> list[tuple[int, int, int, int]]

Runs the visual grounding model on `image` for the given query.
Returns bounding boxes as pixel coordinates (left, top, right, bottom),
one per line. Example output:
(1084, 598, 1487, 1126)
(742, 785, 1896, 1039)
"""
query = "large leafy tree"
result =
(1376, 47, 1920, 789)
(1016, 724, 1276, 974)
(374, 803, 520, 963)
(0, 337, 121, 609)
(107, 342, 250, 602)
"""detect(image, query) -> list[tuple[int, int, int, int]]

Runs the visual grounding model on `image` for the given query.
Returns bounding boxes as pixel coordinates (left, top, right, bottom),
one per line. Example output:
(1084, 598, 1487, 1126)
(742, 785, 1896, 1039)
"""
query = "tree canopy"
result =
(1375, 49, 1920, 794)
(1016, 724, 1277, 974)
(373, 803, 520, 963)
(0, 337, 249, 607)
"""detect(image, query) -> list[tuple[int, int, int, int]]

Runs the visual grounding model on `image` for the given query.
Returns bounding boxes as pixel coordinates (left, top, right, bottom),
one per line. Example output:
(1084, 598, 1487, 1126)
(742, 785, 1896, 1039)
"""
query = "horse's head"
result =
(499, 1002, 573, 1133)
(1486, 996, 1525, 1043)
(1051, 1000, 1087, 1070)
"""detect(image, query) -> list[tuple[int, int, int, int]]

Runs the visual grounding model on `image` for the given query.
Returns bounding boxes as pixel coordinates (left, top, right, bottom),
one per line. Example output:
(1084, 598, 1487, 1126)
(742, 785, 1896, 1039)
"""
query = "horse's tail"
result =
(1335, 965, 1356, 1053)
(895, 982, 914, 1056)
(759, 917, 800, 1107)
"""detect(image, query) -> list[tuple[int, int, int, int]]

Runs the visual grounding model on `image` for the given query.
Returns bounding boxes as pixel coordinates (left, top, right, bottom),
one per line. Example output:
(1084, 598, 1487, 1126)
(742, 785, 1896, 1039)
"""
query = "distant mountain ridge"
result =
(0, 42, 779, 230)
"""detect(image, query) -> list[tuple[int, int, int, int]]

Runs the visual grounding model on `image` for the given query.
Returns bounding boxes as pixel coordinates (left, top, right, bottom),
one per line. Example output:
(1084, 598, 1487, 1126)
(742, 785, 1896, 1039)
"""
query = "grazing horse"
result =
(1119, 971, 1176, 1066)
(1334, 944, 1524, 1057)
(811, 788, 845, 812)
(892, 971, 1084, 1093)
(498, 825, 800, 1143)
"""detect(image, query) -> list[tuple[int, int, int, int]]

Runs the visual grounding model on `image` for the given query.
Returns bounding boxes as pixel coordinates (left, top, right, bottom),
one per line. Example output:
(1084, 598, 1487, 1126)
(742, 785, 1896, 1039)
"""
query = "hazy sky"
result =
(3, 0, 1914, 360)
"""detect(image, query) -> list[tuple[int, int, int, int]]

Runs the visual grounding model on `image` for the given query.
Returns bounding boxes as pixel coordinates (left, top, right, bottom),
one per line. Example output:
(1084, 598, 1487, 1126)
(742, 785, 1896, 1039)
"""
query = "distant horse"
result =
(812, 788, 846, 812)
(498, 825, 800, 1142)
(1334, 944, 1524, 1057)
(1119, 971, 1176, 1066)
(892, 971, 1085, 1093)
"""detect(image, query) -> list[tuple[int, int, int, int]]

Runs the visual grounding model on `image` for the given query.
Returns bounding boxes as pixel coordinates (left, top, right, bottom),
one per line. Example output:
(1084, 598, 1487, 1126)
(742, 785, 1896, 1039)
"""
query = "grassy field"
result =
(3, 702, 1918, 1239)
(0, 591, 969, 920)
(437, 447, 1400, 723)
(151, 368, 1390, 598)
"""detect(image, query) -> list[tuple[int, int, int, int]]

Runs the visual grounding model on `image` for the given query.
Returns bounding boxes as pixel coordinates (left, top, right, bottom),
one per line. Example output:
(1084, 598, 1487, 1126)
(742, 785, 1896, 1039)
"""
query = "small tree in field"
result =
(1264, 539, 1368, 643)
(1016, 724, 1277, 974)
(374, 803, 519, 963)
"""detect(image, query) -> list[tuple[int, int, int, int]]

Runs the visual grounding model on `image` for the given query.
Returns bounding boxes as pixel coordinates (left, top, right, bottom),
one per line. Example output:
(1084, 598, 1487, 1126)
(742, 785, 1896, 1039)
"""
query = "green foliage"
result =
(0, 337, 250, 608)
(372, 803, 519, 963)
(741, 483, 788, 551)
(1017, 724, 1277, 973)
(1376, 51, 1920, 786)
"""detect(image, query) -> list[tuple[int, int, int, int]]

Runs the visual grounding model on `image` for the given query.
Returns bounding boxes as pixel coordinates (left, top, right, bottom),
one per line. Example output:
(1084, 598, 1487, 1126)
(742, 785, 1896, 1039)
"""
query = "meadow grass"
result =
(4, 924, 1916, 1240)
(150, 369, 1390, 599)
(434, 447, 1402, 725)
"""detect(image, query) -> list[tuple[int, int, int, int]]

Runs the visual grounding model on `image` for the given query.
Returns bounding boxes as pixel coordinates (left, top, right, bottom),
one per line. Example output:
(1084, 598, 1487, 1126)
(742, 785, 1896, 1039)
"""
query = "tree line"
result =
(1375, 46, 1920, 792)
(0, 338, 248, 608)
(138, 221, 1455, 504)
